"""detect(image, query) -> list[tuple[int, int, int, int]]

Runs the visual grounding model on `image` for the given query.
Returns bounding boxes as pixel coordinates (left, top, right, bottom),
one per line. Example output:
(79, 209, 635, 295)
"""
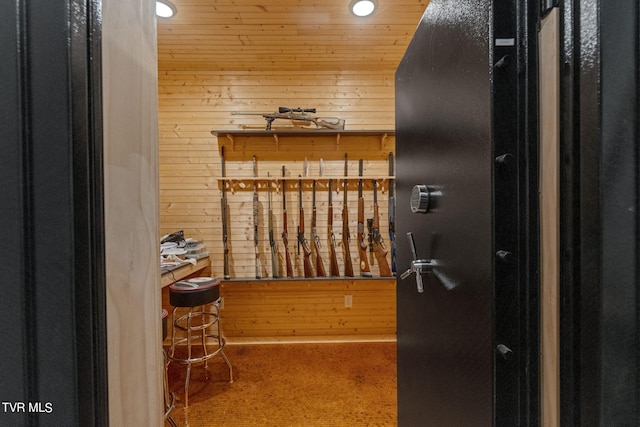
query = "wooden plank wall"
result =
(158, 70, 397, 341)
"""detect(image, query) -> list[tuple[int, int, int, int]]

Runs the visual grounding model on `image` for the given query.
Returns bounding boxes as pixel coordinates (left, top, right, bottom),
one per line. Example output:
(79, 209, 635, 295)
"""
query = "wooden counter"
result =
(160, 256, 210, 288)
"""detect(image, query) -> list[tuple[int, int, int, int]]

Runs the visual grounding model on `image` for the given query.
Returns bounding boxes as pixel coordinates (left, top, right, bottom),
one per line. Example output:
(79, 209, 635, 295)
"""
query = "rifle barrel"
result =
(253, 156, 262, 279)
(388, 152, 396, 275)
(282, 166, 294, 277)
(221, 146, 230, 279)
(298, 176, 314, 277)
(342, 154, 354, 277)
(327, 179, 340, 277)
(268, 172, 279, 278)
(312, 180, 327, 277)
(372, 179, 392, 277)
(357, 159, 371, 277)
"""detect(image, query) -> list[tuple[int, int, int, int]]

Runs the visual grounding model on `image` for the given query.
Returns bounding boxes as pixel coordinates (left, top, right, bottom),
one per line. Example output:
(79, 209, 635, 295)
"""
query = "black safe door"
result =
(395, 0, 537, 425)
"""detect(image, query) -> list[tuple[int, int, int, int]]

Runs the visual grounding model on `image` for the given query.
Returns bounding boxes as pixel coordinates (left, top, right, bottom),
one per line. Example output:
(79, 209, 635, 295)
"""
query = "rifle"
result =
(232, 107, 346, 131)
(253, 156, 262, 279)
(312, 179, 327, 277)
(367, 218, 374, 265)
(298, 176, 315, 278)
(327, 179, 340, 277)
(220, 146, 230, 279)
(357, 159, 372, 277)
(388, 152, 397, 275)
(267, 172, 279, 278)
(281, 166, 294, 278)
(342, 154, 355, 277)
(372, 180, 392, 277)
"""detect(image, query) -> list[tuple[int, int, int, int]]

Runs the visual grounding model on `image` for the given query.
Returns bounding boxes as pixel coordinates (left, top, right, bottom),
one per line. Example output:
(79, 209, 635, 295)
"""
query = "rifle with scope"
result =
(232, 107, 345, 131)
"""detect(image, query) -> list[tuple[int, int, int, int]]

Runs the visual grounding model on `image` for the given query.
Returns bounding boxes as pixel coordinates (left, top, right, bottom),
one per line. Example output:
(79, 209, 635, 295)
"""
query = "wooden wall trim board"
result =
(158, 69, 396, 341)
(539, 9, 560, 427)
(162, 278, 396, 344)
(103, 0, 163, 425)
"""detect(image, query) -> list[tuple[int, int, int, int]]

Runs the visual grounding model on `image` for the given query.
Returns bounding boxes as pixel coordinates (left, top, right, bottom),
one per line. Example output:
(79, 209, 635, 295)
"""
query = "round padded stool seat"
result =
(169, 277, 220, 307)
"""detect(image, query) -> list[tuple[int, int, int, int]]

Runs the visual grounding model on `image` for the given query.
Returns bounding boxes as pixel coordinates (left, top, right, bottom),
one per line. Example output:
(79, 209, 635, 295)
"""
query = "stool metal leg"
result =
(163, 349, 177, 427)
(200, 305, 209, 370)
(168, 300, 233, 409)
(184, 307, 193, 408)
(214, 302, 234, 383)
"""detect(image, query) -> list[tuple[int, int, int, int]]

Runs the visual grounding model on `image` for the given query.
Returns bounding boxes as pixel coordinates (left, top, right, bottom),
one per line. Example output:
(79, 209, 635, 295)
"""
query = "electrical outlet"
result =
(344, 294, 353, 308)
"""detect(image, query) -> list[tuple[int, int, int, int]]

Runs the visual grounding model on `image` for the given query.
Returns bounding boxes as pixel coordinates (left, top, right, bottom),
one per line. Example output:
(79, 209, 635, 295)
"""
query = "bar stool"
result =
(168, 277, 233, 408)
(162, 309, 177, 426)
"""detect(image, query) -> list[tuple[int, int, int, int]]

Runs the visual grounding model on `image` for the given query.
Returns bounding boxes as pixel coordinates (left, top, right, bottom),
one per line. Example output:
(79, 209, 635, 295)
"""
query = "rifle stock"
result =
(357, 159, 372, 277)
(372, 180, 392, 277)
(268, 172, 279, 278)
(327, 179, 340, 277)
(220, 146, 230, 279)
(342, 154, 354, 277)
(298, 177, 315, 278)
(281, 166, 294, 278)
(312, 180, 327, 277)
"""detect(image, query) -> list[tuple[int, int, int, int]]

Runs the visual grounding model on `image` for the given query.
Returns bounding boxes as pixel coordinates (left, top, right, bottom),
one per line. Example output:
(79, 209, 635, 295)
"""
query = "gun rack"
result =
(210, 128, 396, 281)
(217, 177, 393, 194)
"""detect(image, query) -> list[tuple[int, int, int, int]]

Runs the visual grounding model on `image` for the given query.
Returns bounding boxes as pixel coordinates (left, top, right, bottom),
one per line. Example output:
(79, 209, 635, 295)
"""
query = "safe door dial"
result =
(410, 185, 431, 213)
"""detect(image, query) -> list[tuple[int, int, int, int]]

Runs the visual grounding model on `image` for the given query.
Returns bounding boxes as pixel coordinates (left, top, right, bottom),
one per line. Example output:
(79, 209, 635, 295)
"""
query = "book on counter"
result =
(172, 277, 218, 290)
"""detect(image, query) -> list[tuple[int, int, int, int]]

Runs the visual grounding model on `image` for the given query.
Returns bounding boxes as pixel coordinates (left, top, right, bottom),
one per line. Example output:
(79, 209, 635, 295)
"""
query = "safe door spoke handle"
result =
(400, 232, 436, 293)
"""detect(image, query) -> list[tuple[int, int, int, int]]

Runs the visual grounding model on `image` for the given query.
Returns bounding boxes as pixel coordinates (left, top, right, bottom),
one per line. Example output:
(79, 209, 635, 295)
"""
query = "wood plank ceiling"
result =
(156, 0, 430, 72)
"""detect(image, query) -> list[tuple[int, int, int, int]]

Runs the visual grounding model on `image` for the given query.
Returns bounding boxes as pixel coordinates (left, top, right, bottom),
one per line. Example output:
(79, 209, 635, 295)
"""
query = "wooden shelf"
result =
(212, 129, 395, 152)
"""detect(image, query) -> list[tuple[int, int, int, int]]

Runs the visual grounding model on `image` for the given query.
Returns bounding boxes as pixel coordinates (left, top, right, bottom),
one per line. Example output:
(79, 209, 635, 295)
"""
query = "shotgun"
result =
(281, 166, 294, 278)
(312, 179, 327, 277)
(357, 159, 372, 277)
(220, 146, 230, 279)
(327, 179, 340, 277)
(298, 176, 315, 278)
(342, 154, 355, 277)
(267, 172, 279, 278)
(253, 156, 262, 279)
(372, 180, 392, 277)
(388, 152, 397, 275)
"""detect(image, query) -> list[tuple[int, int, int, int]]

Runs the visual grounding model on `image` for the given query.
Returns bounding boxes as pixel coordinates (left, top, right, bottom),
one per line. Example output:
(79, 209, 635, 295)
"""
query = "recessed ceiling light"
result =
(156, 0, 176, 18)
(350, 0, 377, 17)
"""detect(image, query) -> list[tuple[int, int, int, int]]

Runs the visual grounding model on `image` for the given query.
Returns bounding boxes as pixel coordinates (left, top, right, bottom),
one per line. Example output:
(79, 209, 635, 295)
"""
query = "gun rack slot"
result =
(217, 177, 393, 194)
